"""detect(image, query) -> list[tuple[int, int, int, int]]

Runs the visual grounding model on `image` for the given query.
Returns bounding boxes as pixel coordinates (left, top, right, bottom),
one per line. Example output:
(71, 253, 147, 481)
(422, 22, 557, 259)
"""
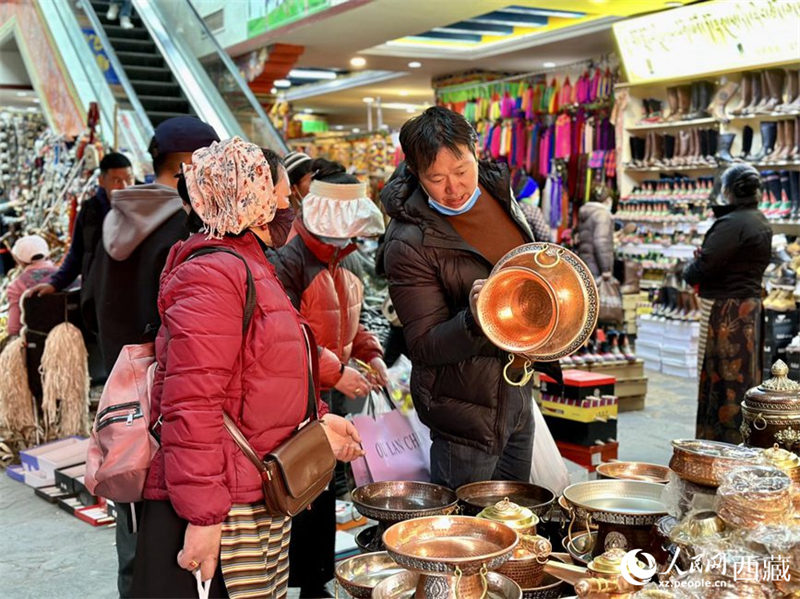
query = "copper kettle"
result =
(477, 243, 599, 385)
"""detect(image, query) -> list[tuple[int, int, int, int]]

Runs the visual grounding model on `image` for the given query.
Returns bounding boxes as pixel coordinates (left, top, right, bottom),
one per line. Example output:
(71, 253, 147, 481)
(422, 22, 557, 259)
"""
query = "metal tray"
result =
(595, 461, 670, 484)
(562, 480, 667, 516)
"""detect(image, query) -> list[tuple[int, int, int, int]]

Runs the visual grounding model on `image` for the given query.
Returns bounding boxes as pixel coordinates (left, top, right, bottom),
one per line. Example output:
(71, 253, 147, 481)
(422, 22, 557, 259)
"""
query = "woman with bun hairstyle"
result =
(684, 164, 771, 443)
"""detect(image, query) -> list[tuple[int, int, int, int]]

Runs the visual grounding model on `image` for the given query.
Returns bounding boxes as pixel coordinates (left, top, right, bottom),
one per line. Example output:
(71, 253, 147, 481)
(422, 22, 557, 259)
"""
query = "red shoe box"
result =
(556, 440, 619, 473)
(540, 370, 616, 401)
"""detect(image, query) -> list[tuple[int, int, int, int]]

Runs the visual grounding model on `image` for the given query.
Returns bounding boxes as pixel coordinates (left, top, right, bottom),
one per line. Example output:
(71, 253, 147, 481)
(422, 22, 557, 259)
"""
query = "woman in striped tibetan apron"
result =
(131, 139, 363, 598)
(684, 164, 772, 444)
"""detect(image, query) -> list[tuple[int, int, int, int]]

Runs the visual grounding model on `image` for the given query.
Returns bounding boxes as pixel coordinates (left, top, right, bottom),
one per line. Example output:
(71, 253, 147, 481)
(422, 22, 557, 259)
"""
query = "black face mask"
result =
(268, 207, 295, 248)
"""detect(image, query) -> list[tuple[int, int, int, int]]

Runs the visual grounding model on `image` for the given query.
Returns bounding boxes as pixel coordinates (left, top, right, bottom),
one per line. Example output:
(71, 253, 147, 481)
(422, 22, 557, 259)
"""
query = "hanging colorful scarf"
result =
(490, 124, 502, 158)
(559, 77, 572, 108)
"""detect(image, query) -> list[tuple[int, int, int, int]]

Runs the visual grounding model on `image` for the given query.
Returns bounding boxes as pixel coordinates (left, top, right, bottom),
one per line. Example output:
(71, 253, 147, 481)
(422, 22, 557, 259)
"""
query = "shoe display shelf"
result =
(617, 63, 800, 234)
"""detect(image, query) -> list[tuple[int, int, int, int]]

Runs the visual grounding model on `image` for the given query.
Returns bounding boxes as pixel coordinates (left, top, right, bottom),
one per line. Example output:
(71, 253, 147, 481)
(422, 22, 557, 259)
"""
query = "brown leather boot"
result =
(791, 116, 800, 159)
(776, 120, 794, 161)
(676, 85, 691, 120)
(779, 69, 798, 112)
(666, 87, 679, 120)
(784, 70, 800, 113)
(649, 133, 664, 166)
(676, 130, 691, 165)
(708, 80, 740, 121)
(643, 131, 653, 165)
(745, 71, 764, 114)
(761, 69, 785, 113)
(769, 120, 786, 163)
(730, 74, 751, 115)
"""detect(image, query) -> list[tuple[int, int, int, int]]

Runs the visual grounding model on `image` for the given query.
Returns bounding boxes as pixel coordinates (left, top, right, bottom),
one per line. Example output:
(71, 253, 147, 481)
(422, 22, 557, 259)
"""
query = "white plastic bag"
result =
(530, 400, 570, 494)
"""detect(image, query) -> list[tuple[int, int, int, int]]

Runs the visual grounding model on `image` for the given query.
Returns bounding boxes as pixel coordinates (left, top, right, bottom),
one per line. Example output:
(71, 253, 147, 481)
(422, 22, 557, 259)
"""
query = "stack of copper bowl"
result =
(456, 481, 556, 520)
(333, 552, 405, 598)
(669, 439, 764, 487)
(717, 465, 792, 529)
(350, 481, 458, 553)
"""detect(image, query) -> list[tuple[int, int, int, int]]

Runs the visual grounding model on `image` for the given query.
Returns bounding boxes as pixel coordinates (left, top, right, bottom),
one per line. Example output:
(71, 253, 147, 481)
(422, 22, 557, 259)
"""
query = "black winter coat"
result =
(381, 161, 549, 454)
(683, 205, 771, 299)
(82, 211, 189, 372)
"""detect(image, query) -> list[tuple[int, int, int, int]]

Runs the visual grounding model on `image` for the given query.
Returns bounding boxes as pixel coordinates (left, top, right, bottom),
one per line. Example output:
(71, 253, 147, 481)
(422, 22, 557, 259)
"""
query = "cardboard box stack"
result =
(623, 291, 649, 337)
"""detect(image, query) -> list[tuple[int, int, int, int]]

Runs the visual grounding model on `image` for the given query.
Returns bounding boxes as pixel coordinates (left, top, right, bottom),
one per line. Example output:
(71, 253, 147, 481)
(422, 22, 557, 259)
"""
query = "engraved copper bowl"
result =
(477, 243, 599, 363)
(669, 439, 764, 487)
(351, 481, 458, 525)
(457, 481, 556, 520)
(596, 461, 671, 484)
(520, 555, 571, 599)
(562, 480, 667, 519)
(334, 551, 405, 598)
(372, 570, 522, 599)
(382, 515, 519, 576)
(355, 524, 383, 553)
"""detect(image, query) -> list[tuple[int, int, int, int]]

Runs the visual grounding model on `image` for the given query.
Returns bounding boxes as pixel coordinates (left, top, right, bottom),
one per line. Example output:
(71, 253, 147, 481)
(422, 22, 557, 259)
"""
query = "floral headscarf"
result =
(183, 136, 275, 239)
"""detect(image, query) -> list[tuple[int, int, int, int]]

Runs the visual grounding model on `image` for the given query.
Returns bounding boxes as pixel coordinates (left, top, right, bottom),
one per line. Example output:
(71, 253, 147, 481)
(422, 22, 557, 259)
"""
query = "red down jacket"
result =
(143, 231, 327, 526)
(269, 219, 383, 389)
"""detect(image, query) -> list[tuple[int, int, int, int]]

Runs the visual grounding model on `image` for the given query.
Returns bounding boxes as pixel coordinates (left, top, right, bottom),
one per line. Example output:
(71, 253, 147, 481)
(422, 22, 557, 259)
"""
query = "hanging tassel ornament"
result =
(0, 337, 37, 433)
(40, 322, 90, 438)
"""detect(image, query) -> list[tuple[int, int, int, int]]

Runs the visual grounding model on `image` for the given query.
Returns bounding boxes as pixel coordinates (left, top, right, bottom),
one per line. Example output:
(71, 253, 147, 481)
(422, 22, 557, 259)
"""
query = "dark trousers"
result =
(287, 487, 336, 596)
(131, 500, 227, 598)
(115, 502, 138, 598)
(430, 396, 534, 490)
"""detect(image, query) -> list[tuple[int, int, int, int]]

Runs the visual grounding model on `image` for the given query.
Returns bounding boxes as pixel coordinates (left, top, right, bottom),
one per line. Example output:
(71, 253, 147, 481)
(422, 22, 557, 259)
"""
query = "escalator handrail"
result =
(181, 0, 288, 153)
(77, 0, 154, 140)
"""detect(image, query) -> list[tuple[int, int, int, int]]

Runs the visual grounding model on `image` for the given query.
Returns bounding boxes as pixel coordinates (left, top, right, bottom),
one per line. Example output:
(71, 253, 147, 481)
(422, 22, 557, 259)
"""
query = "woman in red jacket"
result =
(268, 163, 387, 597)
(131, 137, 362, 599)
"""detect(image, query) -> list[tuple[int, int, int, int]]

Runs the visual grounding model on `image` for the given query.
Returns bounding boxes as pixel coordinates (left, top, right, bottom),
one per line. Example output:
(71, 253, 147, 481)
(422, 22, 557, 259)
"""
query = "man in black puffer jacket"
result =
(380, 106, 559, 489)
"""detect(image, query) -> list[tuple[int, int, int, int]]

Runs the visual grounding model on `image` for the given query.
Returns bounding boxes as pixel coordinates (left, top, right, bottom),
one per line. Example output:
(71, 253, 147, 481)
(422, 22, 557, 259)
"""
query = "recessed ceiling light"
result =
(270, 87, 277, 94)
(303, 108, 313, 114)
(352, 127, 361, 133)
(362, 96, 374, 103)
(543, 62, 556, 68)
(334, 125, 344, 130)
(16, 91, 28, 97)
(32, 98, 40, 104)
(408, 61, 422, 69)
(350, 56, 367, 67)
(399, 90, 409, 96)
(274, 79, 291, 88)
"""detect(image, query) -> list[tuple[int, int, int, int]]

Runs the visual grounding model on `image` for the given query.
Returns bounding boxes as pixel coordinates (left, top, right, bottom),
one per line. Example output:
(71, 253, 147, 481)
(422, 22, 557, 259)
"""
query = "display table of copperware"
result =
(351, 481, 458, 552)
(381, 515, 520, 599)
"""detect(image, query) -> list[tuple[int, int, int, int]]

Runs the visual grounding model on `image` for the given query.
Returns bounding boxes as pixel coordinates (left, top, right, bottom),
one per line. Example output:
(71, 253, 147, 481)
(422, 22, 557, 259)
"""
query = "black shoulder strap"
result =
(185, 247, 256, 335)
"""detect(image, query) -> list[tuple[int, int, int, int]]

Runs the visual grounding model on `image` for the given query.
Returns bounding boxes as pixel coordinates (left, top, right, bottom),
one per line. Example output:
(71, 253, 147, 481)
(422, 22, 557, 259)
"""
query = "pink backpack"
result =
(84, 246, 257, 502)
(85, 343, 158, 502)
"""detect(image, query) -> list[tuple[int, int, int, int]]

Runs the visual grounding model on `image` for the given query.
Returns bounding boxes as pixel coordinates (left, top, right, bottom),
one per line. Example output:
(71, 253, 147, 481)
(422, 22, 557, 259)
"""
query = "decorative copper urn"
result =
(477, 243, 599, 385)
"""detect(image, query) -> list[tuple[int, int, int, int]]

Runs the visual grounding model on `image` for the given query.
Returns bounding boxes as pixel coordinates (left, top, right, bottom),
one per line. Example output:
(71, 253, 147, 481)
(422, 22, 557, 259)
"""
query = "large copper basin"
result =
(478, 243, 598, 362)
(382, 515, 519, 576)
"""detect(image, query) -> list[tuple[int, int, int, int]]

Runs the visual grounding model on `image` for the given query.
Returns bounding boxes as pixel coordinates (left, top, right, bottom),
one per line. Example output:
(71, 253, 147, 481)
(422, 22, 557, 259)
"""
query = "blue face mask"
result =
(427, 186, 481, 216)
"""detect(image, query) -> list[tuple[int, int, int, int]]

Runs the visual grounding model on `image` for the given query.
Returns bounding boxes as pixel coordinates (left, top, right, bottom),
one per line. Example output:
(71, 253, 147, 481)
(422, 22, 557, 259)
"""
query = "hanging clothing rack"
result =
(434, 54, 617, 96)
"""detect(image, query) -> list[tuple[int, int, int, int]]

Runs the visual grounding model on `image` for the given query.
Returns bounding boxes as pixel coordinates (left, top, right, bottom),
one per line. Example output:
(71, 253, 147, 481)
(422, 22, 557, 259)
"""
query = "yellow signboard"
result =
(614, 0, 800, 84)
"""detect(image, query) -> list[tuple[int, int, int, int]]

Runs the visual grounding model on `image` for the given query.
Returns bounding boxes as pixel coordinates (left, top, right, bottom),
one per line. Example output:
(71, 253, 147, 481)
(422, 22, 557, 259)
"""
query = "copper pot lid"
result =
(743, 360, 800, 410)
(587, 548, 629, 576)
(477, 498, 540, 531)
(762, 444, 800, 473)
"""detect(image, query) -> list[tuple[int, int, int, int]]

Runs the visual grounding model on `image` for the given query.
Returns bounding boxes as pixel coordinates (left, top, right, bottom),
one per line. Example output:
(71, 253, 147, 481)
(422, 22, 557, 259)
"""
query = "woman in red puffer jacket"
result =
(132, 138, 363, 599)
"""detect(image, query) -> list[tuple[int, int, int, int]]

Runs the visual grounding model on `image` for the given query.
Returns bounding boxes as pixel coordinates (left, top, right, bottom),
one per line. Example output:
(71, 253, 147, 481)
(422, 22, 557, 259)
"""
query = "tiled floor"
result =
(0, 369, 698, 599)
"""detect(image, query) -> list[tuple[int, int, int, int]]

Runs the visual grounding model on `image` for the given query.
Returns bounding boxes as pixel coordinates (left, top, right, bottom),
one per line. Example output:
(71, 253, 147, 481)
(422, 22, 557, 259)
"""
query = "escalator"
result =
(88, 0, 193, 126)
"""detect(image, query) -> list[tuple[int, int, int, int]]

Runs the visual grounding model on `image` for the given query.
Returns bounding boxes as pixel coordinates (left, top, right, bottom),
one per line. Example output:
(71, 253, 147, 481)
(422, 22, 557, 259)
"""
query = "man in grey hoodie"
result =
(80, 116, 219, 598)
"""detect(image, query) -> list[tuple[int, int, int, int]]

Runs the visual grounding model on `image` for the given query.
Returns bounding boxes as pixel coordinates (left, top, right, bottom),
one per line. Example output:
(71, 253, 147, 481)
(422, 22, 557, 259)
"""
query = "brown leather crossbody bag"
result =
(205, 247, 335, 518)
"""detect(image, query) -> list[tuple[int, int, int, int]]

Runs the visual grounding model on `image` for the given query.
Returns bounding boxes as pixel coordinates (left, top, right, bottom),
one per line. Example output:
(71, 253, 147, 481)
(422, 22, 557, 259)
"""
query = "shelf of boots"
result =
(627, 113, 800, 131)
(624, 164, 720, 173)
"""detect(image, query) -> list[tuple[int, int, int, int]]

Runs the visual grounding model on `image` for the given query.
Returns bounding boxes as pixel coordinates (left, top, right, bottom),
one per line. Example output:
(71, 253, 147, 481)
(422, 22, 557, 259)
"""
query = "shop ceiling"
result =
(240, 0, 693, 130)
